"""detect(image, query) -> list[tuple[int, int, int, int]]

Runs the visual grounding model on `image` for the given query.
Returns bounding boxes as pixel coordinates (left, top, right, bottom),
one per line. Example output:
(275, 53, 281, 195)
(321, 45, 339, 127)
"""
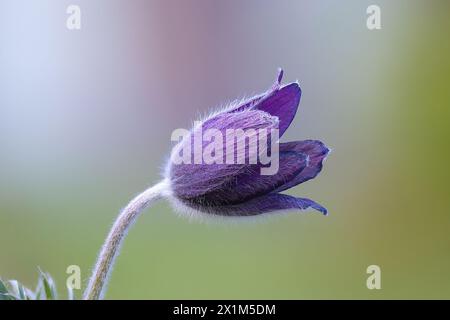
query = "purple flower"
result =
(166, 69, 330, 218)
(84, 69, 331, 300)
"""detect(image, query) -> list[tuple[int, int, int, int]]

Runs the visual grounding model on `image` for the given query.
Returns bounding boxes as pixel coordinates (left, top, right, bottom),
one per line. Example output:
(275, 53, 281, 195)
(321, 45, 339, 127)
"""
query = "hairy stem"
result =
(83, 180, 168, 300)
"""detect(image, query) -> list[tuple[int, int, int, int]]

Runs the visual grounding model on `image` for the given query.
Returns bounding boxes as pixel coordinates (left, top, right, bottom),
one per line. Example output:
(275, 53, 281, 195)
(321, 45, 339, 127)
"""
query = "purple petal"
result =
(184, 151, 308, 205)
(182, 193, 327, 217)
(202, 109, 277, 132)
(229, 69, 284, 113)
(275, 140, 330, 192)
(169, 110, 278, 199)
(229, 69, 301, 137)
(254, 83, 301, 137)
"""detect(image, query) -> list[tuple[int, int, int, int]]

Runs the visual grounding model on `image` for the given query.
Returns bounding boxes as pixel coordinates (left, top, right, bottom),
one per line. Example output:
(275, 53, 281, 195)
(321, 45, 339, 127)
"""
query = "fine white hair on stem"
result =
(83, 179, 170, 300)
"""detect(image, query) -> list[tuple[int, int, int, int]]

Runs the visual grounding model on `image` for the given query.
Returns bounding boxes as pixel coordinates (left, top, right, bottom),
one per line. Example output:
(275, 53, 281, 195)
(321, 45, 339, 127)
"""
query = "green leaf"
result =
(8, 280, 26, 300)
(0, 293, 17, 301)
(1, 269, 61, 300)
(38, 268, 57, 300)
(0, 279, 8, 295)
(0, 279, 16, 300)
(18, 283, 26, 300)
(34, 277, 44, 300)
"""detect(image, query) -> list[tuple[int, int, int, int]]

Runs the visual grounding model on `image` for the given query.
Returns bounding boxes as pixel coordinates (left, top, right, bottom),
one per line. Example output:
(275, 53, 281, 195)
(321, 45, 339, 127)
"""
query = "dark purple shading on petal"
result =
(229, 69, 301, 137)
(229, 69, 284, 113)
(182, 193, 327, 216)
(254, 83, 301, 137)
(182, 151, 308, 205)
(170, 110, 278, 199)
(274, 140, 330, 192)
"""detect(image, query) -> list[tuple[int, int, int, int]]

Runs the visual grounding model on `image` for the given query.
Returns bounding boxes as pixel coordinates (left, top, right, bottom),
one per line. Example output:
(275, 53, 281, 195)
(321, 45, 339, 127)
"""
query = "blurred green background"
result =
(1, 0, 449, 299)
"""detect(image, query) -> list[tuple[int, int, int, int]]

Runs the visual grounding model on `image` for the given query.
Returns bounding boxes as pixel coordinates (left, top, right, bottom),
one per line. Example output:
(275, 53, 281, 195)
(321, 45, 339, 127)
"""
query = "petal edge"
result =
(179, 193, 328, 217)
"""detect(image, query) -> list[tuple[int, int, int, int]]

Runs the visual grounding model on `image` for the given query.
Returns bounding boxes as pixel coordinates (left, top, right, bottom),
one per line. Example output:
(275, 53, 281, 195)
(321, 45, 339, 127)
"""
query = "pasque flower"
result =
(84, 69, 330, 300)
(168, 69, 329, 217)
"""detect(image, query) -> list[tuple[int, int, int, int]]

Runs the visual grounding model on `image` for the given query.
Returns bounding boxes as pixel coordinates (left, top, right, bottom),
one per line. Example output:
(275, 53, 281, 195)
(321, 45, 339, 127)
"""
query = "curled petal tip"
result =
(271, 68, 284, 91)
(277, 68, 284, 84)
(318, 206, 328, 216)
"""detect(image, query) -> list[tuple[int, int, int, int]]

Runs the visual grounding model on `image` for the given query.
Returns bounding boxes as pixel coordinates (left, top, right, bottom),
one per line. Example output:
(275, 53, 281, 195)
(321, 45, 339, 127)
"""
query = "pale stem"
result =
(83, 180, 169, 300)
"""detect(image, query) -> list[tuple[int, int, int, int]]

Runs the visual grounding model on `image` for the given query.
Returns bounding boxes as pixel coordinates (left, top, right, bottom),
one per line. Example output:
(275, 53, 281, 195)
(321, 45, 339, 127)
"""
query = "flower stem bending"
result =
(83, 180, 168, 300)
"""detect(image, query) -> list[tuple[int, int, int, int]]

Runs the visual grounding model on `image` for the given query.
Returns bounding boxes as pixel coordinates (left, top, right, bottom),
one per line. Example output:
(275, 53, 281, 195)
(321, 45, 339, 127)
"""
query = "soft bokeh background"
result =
(1, 0, 449, 299)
